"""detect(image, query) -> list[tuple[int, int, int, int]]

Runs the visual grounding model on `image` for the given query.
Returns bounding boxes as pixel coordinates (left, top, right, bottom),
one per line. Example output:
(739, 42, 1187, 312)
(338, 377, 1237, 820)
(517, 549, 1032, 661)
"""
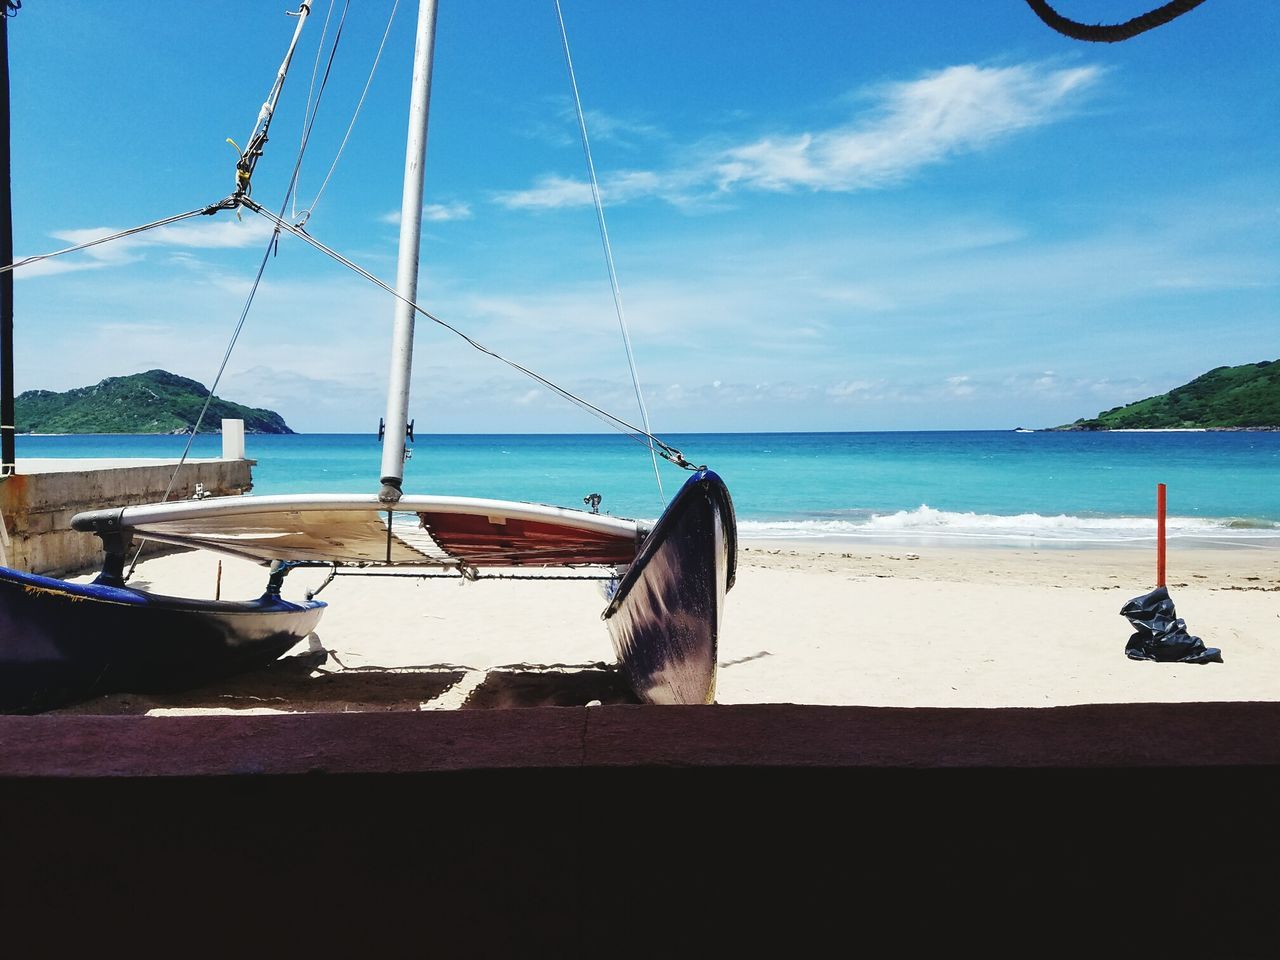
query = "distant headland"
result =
(14, 370, 294, 435)
(1049, 359, 1280, 432)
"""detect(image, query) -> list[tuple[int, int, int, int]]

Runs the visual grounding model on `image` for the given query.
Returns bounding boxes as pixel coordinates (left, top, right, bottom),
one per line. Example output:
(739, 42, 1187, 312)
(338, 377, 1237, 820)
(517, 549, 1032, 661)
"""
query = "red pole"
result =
(1156, 483, 1167, 588)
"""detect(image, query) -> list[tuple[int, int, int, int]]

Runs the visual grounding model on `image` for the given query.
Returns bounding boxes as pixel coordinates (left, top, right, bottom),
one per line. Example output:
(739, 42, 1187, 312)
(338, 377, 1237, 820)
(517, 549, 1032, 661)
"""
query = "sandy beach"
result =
(48, 536, 1280, 715)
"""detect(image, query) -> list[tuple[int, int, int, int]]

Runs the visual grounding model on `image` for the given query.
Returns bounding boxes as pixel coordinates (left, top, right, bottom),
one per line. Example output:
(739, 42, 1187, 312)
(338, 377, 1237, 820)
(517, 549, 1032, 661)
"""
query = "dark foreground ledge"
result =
(4, 700, 1280, 775)
(4, 702, 1278, 956)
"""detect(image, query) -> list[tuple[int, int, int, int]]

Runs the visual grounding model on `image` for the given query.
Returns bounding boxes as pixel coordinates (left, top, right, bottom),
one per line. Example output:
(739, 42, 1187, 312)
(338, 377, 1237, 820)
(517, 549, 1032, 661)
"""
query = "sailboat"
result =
(0, 0, 736, 713)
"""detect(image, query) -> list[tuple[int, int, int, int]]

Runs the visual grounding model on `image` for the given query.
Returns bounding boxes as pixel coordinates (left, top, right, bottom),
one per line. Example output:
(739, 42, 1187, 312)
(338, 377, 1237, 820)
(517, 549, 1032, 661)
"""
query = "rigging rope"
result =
(296, 0, 402, 225)
(553, 0, 665, 504)
(1023, 0, 1209, 42)
(241, 198, 701, 471)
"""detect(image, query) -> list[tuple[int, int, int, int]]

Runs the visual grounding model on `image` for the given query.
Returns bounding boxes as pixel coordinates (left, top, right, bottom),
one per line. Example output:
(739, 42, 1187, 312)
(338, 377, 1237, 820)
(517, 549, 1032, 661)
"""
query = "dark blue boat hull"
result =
(0, 566, 326, 714)
(603, 470, 737, 705)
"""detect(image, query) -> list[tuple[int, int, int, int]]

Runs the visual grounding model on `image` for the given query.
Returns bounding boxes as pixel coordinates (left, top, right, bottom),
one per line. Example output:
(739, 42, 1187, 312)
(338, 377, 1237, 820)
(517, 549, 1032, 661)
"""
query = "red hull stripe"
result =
(417, 512, 638, 566)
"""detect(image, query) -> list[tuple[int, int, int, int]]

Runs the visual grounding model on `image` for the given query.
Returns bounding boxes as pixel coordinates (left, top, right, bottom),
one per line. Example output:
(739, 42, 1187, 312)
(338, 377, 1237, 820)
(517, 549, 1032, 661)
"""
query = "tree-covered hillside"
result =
(15, 370, 294, 434)
(1057, 360, 1280, 430)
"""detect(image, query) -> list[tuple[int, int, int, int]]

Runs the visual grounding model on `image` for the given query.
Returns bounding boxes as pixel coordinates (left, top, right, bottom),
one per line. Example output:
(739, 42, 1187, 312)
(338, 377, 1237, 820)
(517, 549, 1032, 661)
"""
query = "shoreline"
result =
(737, 536, 1280, 584)
(1038, 426, 1279, 433)
(742, 535, 1280, 547)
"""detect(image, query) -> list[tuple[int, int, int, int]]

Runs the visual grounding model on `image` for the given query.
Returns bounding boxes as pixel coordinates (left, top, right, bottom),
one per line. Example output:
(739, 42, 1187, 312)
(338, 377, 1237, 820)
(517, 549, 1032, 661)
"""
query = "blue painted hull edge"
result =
(603, 469, 737, 705)
(0, 566, 326, 714)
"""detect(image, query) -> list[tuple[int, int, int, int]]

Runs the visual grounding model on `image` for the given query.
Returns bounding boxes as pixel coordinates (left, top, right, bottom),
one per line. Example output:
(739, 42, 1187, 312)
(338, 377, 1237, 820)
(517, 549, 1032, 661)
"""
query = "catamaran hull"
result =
(0, 566, 325, 714)
(603, 470, 737, 705)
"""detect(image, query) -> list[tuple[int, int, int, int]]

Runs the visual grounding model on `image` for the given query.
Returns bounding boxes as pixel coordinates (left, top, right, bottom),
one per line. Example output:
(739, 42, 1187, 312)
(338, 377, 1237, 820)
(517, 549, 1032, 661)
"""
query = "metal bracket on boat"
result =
(71, 507, 126, 536)
(304, 563, 338, 600)
(93, 528, 133, 588)
(377, 418, 415, 442)
(266, 559, 319, 596)
(266, 559, 295, 597)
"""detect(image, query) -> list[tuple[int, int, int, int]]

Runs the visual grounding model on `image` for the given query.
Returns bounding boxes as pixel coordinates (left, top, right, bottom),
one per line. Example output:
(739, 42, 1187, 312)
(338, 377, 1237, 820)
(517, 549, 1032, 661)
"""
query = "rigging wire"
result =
(240, 199, 702, 472)
(11, 2, 704, 500)
(313, 567, 618, 582)
(124, 8, 342, 579)
(0, 204, 231, 276)
(120, 227, 282, 582)
(282, 0, 351, 217)
(3, 193, 702, 471)
(167, 10, 344, 482)
(553, 0, 665, 504)
(1023, 0, 1209, 42)
(293, 0, 339, 221)
(296, 0, 402, 225)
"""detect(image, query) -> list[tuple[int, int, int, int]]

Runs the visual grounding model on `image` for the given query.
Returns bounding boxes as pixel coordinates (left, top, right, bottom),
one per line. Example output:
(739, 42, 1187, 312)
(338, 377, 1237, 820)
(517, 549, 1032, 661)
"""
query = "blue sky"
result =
(8, 1, 1277, 433)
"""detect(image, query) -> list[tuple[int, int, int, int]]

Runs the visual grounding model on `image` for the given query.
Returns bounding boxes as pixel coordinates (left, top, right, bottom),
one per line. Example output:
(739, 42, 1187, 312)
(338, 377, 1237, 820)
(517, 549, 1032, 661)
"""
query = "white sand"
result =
(54, 537, 1280, 715)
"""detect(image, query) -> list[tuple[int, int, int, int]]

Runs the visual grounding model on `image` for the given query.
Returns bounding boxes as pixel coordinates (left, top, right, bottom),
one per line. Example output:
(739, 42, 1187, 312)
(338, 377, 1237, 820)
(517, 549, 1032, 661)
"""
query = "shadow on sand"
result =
(50, 646, 643, 714)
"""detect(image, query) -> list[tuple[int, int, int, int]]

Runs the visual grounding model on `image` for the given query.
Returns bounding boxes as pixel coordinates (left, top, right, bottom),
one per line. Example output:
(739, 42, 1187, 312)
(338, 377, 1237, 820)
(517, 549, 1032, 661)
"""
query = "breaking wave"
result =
(738, 505, 1280, 544)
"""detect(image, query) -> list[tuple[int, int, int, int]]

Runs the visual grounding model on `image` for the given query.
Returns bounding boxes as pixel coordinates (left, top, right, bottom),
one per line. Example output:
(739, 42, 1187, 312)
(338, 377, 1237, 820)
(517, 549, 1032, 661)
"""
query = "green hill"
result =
(1055, 360, 1280, 430)
(15, 370, 294, 434)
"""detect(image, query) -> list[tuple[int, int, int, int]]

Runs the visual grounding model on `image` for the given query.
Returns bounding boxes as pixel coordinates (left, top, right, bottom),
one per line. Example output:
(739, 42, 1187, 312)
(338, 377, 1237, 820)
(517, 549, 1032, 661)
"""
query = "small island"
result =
(15, 370, 294, 434)
(1052, 359, 1280, 431)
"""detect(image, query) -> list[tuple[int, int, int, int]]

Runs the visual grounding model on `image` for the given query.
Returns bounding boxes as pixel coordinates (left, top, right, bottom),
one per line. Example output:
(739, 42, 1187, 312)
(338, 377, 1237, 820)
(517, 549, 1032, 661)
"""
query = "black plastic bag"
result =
(1120, 586, 1222, 664)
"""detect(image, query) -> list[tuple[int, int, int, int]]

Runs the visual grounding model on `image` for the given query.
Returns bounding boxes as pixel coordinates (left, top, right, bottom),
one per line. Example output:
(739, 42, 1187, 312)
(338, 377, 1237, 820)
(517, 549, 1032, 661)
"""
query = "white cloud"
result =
(494, 175, 593, 210)
(825, 380, 883, 401)
(715, 63, 1102, 193)
(495, 61, 1103, 210)
(381, 201, 473, 225)
(572, 107, 663, 147)
(524, 103, 666, 151)
(424, 202, 472, 222)
(15, 217, 276, 279)
(13, 256, 114, 280)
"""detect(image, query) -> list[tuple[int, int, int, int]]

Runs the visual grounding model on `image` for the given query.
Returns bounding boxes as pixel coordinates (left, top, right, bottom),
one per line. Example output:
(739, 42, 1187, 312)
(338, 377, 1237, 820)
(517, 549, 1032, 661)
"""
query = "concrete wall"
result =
(0, 459, 254, 576)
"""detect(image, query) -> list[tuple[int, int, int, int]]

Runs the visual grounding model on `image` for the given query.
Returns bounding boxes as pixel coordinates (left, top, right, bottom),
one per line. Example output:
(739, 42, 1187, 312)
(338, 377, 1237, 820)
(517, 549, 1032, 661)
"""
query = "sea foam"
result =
(738, 505, 1280, 544)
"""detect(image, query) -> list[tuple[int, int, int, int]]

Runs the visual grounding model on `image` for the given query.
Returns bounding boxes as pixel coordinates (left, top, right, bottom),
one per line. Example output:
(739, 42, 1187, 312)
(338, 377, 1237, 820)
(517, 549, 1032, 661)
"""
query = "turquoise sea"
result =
(17, 431, 1280, 546)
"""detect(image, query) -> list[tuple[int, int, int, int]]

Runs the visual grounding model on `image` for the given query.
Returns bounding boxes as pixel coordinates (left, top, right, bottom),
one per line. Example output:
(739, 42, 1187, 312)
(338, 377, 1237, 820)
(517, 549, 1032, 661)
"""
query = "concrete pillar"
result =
(222, 419, 246, 460)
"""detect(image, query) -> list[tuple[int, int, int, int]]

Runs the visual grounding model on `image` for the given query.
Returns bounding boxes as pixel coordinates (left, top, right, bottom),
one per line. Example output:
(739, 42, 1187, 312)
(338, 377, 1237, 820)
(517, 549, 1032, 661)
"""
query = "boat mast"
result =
(378, 0, 439, 503)
(0, 5, 15, 476)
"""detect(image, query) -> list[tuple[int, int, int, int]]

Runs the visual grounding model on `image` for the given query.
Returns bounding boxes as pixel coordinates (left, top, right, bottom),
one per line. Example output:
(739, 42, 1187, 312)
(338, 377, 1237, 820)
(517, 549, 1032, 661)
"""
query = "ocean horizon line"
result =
(19, 426, 1279, 438)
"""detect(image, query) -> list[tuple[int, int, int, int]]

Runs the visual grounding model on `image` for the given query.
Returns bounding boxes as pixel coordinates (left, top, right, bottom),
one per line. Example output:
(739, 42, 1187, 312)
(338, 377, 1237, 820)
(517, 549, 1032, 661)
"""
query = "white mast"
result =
(379, 0, 440, 502)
